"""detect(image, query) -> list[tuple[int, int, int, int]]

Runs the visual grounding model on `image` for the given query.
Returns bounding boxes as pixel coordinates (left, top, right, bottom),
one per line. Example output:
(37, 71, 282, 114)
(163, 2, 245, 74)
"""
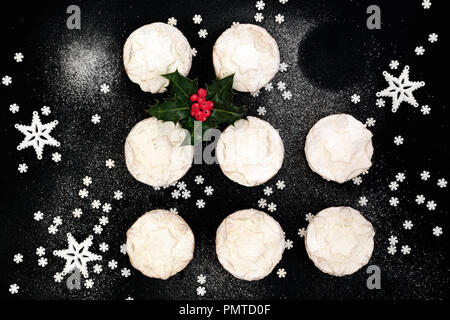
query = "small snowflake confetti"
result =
(420, 170, 430, 181)
(432, 226, 442, 237)
(14, 52, 24, 62)
(72, 208, 83, 218)
(279, 62, 288, 72)
(352, 176, 362, 185)
(79, 188, 89, 198)
(255, 0, 265, 10)
(93, 264, 103, 274)
(365, 118, 376, 127)
(91, 114, 101, 124)
(277, 81, 286, 91)
(121, 268, 131, 278)
(99, 243, 109, 252)
(401, 245, 411, 255)
(18, 163, 28, 173)
(13, 253, 23, 264)
(389, 197, 399, 207)
(387, 246, 396, 255)
(167, 17, 177, 26)
(420, 105, 431, 115)
(254, 12, 264, 22)
(305, 213, 314, 222)
(257, 106, 267, 116)
(51, 152, 62, 162)
(394, 136, 404, 145)
(93, 225, 103, 234)
(388, 235, 398, 245)
(105, 159, 115, 168)
(298, 228, 306, 238)
(9, 284, 19, 295)
(100, 83, 110, 93)
(193, 14, 202, 24)
(389, 181, 399, 191)
(282, 90, 292, 100)
(34, 211, 44, 221)
(2, 75, 12, 86)
(9, 103, 19, 113)
(108, 260, 118, 270)
(196, 199, 206, 209)
(91, 200, 101, 209)
(196, 286, 206, 296)
(437, 178, 447, 188)
(376, 98, 385, 108)
(258, 198, 267, 208)
(85, 279, 94, 289)
(415, 194, 425, 204)
(275, 14, 285, 24)
(171, 189, 181, 199)
(428, 33, 438, 43)
(426, 200, 437, 211)
(263, 186, 273, 196)
(194, 175, 204, 184)
(358, 196, 368, 206)
(41, 105, 51, 116)
(204, 186, 214, 196)
(395, 172, 406, 182)
(120, 244, 127, 255)
(102, 203, 112, 213)
(267, 202, 277, 212)
(403, 220, 413, 230)
(264, 83, 273, 91)
(198, 29, 208, 38)
(177, 181, 187, 190)
(351, 94, 361, 104)
(48, 225, 58, 234)
(414, 46, 425, 56)
(114, 190, 123, 200)
(276, 180, 285, 190)
(422, 0, 431, 9)
(389, 60, 399, 69)
(277, 268, 287, 278)
(197, 274, 207, 284)
(285, 239, 293, 249)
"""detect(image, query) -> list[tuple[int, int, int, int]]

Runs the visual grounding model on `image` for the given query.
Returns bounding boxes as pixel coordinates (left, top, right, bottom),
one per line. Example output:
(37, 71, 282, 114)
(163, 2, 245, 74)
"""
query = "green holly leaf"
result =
(206, 74, 234, 103)
(147, 70, 198, 122)
(163, 70, 199, 100)
(147, 97, 190, 123)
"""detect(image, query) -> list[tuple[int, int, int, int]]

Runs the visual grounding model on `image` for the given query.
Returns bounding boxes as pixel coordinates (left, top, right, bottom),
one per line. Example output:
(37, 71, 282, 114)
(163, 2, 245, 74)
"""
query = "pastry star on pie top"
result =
(376, 65, 425, 112)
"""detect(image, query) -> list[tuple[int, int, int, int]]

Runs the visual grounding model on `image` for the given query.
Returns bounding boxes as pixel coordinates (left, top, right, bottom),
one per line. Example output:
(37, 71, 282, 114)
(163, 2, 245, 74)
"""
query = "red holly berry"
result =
(197, 97, 205, 104)
(189, 94, 199, 102)
(204, 101, 214, 109)
(191, 103, 200, 112)
(197, 88, 207, 98)
(202, 109, 211, 117)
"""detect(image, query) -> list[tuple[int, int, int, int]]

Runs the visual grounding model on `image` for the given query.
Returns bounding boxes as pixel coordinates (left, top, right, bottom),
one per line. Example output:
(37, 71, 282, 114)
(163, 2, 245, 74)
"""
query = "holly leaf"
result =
(206, 74, 234, 103)
(163, 70, 199, 100)
(147, 97, 190, 123)
(147, 70, 198, 122)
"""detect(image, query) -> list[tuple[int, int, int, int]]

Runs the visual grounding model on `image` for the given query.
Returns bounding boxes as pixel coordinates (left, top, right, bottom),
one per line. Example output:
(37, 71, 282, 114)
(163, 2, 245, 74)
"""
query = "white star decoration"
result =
(376, 65, 425, 112)
(15, 111, 60, 159)
(53, 233, 102, 278)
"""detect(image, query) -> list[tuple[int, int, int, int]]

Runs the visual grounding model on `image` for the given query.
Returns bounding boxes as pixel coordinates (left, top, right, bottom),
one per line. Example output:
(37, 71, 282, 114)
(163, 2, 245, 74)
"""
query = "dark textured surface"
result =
(0, 0, 448, 300)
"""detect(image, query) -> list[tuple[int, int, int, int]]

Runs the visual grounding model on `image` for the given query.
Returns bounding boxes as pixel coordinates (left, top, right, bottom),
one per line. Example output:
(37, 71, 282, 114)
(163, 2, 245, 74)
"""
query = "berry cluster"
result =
(190, 88, 214, 122)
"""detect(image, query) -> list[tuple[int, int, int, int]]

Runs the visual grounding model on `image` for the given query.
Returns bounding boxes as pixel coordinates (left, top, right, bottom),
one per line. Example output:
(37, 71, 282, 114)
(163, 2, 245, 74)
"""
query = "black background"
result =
(0, 0, 448, 300)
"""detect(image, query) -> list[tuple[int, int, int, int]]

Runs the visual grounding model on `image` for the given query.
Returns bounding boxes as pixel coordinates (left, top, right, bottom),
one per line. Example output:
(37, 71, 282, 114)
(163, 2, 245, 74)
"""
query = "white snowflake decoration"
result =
(376, 66, 425, 112)
(15, 111, 60, 160)
(53, 233, 102, 278)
